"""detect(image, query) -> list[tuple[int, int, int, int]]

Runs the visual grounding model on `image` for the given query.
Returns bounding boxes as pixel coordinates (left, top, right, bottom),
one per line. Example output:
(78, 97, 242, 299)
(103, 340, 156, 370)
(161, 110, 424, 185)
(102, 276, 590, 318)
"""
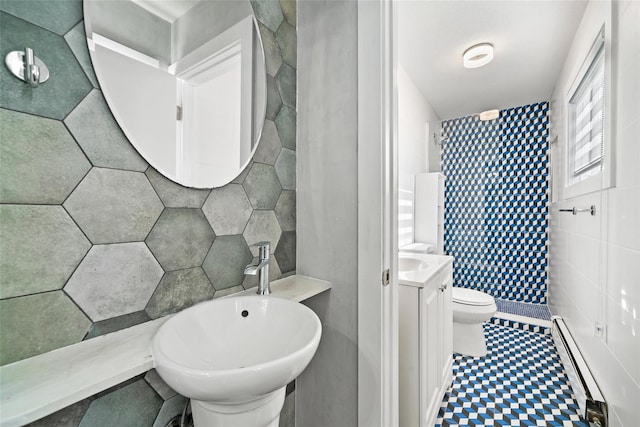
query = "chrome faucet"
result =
(244, 241, 271, 295)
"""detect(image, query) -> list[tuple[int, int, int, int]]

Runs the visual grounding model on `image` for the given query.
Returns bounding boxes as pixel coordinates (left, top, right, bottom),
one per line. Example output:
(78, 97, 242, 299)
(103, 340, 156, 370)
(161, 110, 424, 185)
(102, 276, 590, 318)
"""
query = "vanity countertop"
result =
(398, 253, 453, 288)
(0, 275, 331, 427)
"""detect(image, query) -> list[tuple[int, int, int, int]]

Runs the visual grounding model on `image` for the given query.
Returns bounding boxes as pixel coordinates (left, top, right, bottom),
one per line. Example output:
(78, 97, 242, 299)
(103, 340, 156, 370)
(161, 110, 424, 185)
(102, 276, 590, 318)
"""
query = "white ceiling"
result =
(397, 0, 588, 121)
(131, 0, 199, 22)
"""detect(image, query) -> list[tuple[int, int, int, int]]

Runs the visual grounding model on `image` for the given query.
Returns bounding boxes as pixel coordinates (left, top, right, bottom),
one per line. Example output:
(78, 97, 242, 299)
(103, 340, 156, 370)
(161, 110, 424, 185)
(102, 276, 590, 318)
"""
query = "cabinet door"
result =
(438, 277, 453, 388)
(420, 285, 440, 426)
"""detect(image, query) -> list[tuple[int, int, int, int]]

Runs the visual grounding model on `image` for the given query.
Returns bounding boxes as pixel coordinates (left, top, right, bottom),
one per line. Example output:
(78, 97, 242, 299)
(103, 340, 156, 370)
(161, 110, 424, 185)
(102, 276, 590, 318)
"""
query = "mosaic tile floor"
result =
(495, 299, 552, 320)
(435, 323, 588, 427)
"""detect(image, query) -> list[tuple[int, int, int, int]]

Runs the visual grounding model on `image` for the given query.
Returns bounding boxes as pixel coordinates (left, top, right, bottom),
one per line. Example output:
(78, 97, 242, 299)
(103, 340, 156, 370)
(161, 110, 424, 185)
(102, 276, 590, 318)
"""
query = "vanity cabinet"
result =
(399, 260, 453, 427)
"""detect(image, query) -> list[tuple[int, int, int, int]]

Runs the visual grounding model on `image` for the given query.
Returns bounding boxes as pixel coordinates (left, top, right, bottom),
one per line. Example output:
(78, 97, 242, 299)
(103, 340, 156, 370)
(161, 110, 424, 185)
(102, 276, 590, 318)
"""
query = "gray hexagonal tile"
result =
(275, 20, 296, 68)
(279, 0, 296, 28)
(275, 230, 296, 274)
(78, 380, 162, 427)
(250, 0, 284, 33)
(243, 163, 282, 209)
(275, 64, 296, 109)
(258, 21, 282, 77)
(153, 395, 189, 427)
(0, 292, 91, 365)
(253, 120, 282, 165)
(243, 210, 282, 250)
(0, 13, 92, 120)
(275, 106, 296, 150)
(0, 109, 91, 204)
(84, 311, 151, 340)
(0, 205, 91, 299)
(0, 0, 82, 35)
(275, 148, 296, 190)
(27, 399, 91, 427)
(145, 369, 177, 401)
(145, 209, 215, 271)
(145, 168, 210, 208)
(266, 75, 282, 120)
(64, 21, 98, 88)
(202, 235, 253, 291)
(145, 267, 215, 319)
(64, 243, 163, 322)
(63, 168, 164, 244)
(242, 255, 281, 289)
(274, 190, 296, 232)
(202, 184, 252, 236)
(232, 160, 253, 184)
(64, 90, 147, 171)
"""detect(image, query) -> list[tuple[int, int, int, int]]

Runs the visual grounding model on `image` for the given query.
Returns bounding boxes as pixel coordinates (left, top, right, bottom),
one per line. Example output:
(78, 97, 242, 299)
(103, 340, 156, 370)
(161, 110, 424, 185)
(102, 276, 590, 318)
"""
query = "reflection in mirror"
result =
(84, 0, 267, 188)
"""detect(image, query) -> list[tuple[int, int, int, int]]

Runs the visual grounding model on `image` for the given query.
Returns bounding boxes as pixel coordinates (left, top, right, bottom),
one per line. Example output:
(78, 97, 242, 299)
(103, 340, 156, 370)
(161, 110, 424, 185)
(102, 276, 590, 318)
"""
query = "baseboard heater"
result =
(551, 316, 608, 427)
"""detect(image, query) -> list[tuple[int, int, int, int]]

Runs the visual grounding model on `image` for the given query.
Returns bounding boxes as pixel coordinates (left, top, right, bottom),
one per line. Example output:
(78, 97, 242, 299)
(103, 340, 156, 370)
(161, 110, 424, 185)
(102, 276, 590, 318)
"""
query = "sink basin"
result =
(399, 256, 429, 273)
(151, 296, 321, 426)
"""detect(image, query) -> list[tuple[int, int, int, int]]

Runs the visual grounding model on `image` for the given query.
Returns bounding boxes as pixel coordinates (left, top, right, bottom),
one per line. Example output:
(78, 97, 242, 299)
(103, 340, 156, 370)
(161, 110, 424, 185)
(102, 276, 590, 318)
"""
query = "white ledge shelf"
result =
(0, 275, 331, 427)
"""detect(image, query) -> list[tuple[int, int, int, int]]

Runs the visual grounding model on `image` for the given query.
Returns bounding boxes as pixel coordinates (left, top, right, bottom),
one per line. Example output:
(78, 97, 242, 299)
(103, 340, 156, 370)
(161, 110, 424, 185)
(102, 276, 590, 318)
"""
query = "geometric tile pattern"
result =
(435, 323, 587, 427)
(0, 1, 296, 371)
(442, 102, 549, 304)
(490, 317, 551, 336)
(495, 299, 551, 320)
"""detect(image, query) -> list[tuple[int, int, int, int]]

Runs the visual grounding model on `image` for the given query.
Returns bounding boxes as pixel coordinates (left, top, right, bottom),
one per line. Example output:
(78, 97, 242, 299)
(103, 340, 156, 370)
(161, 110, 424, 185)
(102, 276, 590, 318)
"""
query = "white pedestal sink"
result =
(151, 296, 322, 427)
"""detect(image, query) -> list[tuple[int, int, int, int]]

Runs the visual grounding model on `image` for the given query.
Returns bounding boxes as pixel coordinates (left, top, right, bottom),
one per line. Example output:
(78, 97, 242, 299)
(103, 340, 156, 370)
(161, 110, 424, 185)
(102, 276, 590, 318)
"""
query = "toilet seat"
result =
(452, 287, 494, 306)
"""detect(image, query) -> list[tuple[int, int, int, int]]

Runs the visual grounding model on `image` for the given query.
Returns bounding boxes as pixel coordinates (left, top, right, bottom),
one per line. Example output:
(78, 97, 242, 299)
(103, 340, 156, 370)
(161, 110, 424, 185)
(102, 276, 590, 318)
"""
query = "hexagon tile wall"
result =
(0, 1, 297, 425)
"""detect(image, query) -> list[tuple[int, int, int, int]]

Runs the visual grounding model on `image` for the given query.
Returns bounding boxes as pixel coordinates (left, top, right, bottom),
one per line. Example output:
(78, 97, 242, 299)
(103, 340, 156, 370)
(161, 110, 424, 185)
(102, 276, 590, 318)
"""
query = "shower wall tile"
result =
(279, 0, 296, 28)
(145, 208, 215, 272)
(0, 205, 90, 299)
(0, 292, 91, 365)
(78, 380, 162, 427)
(84, 311, 151, 340)
(0, 12, 91, 119)
(144, 369, 177, 401)
(275, 230, 296, 274)
(64, 243, 163, 322)
(64, 90, 147, 171)
(152, 395, 188, 427)
(0, 109, 91, 204)
(202, 235, 253, 291)
(145, 267, 215, 319)
(64, 21, 98, 88)
(0, 0, 82, 36)
(63, 168, 164, 244)
(243, 163, 282, 209)
(26, 400, 91, 427)
(243, 210, 282, 250)
(266, 74, 283, 120)
(145, 168, 210, 209)
(442, 102, 549, 304)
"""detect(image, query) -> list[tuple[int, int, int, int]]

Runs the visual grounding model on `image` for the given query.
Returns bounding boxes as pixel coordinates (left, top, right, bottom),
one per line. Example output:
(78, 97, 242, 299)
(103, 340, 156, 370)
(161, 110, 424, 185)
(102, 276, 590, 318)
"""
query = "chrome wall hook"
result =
(5, 47, 49, 87)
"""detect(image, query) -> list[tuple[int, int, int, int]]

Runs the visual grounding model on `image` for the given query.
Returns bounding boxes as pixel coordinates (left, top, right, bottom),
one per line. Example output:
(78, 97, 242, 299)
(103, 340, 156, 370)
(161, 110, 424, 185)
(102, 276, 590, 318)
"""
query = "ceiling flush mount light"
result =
(463, 43, 494, 69)
(479, 109, 500, 121)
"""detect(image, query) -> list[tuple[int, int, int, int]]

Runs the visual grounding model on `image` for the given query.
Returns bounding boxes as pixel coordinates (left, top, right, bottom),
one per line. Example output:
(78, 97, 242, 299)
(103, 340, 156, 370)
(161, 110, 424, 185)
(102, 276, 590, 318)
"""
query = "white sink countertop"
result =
(398, 253, 453, 288)
(0, 275, 331, 427)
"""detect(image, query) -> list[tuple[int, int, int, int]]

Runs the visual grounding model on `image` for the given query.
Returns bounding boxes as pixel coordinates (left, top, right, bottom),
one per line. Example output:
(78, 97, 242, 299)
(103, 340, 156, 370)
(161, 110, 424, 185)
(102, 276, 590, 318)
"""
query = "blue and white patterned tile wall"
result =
(442, 102, 549, 304)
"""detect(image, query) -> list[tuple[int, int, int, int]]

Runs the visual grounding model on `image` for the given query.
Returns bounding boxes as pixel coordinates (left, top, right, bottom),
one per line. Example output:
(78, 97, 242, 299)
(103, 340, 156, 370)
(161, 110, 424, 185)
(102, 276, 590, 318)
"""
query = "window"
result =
(565, 27, 612, 195)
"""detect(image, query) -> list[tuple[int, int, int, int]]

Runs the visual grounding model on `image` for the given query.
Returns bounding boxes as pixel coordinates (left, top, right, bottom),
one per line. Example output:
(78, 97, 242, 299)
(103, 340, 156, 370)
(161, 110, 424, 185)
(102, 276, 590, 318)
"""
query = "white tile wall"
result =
(549, 1, 640, 426)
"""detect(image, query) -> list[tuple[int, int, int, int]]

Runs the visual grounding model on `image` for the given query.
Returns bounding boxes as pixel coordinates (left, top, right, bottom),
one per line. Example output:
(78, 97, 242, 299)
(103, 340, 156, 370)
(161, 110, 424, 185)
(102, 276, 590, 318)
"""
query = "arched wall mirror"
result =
(84, 0, 267, 188)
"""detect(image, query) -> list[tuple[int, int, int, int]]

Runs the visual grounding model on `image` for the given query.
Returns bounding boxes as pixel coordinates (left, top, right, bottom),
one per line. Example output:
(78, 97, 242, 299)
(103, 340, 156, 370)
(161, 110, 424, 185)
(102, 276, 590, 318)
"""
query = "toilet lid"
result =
(452, 287, 495, 306)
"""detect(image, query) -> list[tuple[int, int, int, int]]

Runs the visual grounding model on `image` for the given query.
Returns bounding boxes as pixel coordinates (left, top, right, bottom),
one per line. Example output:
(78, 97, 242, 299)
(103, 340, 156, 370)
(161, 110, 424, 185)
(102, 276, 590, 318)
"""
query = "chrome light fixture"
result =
(463, 43, 494, 69)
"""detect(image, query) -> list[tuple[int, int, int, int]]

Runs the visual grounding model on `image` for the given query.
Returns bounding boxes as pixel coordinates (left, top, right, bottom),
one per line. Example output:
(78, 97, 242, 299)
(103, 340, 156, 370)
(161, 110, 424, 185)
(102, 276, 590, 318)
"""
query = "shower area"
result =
(441, 102, 550, 316)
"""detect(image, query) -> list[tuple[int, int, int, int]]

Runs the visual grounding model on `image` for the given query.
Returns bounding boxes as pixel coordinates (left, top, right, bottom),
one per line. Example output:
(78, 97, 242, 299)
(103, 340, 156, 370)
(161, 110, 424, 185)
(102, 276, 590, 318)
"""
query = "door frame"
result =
(357, 0, 398, 426)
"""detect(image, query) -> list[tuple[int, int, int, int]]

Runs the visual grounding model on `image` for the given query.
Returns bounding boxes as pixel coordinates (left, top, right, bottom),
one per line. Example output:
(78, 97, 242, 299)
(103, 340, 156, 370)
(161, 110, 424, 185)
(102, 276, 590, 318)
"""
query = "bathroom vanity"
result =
(398, 254, 453, 427)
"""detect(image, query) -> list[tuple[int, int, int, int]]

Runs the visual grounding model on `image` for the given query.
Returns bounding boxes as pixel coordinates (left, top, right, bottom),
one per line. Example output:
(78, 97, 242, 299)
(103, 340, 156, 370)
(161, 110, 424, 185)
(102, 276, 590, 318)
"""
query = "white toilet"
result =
(452, 287, 497, 357)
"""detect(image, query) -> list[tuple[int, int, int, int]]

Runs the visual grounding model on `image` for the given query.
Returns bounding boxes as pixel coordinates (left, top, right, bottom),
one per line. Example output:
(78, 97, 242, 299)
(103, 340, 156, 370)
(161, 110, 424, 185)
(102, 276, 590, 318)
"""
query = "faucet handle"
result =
(250, 241, 270, 259)
(251, 241, 271, 248)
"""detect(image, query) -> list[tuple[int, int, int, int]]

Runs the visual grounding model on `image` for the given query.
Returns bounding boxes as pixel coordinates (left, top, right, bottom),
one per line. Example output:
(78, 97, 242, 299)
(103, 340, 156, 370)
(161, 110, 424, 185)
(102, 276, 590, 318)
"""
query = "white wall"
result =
(548, 1, 640, 426)
(397, 65, 440, 247)
(296, 1, 359, 426)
